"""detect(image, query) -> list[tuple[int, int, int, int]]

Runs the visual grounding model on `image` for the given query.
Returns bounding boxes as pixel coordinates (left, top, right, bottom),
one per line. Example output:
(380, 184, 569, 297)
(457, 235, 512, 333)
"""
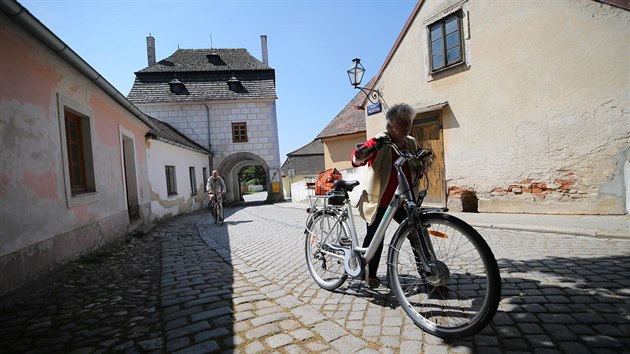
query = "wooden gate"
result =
(411, 113, 446, 206)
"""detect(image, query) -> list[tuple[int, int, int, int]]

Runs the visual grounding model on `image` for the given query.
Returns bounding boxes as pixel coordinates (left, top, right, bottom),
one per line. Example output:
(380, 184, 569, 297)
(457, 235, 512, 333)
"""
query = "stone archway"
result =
(216, 152, 283, 205)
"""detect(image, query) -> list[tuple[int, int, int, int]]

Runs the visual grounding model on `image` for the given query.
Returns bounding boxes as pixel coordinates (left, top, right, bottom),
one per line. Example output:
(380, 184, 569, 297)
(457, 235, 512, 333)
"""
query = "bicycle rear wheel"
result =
(305, 211, 348, 290)
(387, 213, 501, 339)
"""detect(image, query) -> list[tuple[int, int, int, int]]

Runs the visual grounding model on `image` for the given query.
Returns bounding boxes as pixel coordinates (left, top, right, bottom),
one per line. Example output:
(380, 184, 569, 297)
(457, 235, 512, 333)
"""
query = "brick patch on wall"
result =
(488, 173, 585, 201)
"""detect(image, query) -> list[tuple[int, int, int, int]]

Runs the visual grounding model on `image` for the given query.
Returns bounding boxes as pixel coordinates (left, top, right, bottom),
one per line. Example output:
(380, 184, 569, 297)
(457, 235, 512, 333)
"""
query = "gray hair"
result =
(385, 103, 415, 130)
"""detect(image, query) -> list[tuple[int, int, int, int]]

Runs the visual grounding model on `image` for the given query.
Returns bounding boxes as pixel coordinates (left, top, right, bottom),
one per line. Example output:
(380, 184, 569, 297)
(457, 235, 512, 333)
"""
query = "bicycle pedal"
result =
(339, 237, 352, 246)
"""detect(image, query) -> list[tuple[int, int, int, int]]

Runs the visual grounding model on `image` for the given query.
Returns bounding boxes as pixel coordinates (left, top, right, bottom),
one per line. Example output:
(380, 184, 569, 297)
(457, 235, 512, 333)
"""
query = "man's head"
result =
(212, 170, 219, 178)
(386, 103, 415, 141)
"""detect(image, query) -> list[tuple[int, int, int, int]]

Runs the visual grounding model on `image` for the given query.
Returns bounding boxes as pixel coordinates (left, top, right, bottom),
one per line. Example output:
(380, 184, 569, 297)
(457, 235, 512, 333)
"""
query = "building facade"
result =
(128, 38, 283, 204)
(362, 0, 629, 214)
(0, 1, 154, 295)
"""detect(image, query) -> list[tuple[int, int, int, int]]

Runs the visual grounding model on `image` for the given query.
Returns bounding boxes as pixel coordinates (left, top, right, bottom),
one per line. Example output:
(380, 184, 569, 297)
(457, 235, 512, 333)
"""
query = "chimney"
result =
(146, 35, 156, 66)
(260, 35, 268, 66)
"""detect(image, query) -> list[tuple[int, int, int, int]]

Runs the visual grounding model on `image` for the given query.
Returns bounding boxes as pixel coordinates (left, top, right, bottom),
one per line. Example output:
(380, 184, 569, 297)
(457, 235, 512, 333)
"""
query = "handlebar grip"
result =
(357, 138, 388, 156)
(416, 148, 433, 159)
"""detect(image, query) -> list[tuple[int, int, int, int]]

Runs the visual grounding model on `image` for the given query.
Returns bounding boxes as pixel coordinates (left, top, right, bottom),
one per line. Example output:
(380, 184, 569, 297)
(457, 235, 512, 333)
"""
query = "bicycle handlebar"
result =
(359, 137, 433, 161)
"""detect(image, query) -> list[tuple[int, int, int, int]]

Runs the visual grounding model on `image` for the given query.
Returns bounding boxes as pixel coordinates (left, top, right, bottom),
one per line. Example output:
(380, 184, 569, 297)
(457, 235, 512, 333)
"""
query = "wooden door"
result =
(411, 113, 446, 206)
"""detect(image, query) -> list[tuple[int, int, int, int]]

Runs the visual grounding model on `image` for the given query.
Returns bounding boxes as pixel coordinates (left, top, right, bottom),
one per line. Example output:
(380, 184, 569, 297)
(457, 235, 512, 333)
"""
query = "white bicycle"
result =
(304, 139, 501, 339)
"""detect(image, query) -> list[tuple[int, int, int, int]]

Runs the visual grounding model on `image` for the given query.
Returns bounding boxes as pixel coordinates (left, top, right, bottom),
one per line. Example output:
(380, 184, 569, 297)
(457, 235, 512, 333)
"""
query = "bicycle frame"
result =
(312, 144, 439, 276)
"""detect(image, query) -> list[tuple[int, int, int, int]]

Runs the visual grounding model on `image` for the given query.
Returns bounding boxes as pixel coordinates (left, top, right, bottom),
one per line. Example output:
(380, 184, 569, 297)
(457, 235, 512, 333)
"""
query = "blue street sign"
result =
(367, 102, 382, 116)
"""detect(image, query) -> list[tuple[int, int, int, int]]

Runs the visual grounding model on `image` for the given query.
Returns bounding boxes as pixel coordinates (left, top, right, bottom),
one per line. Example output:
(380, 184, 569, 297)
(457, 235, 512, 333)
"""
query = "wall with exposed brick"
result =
(364, 0, 629, 214)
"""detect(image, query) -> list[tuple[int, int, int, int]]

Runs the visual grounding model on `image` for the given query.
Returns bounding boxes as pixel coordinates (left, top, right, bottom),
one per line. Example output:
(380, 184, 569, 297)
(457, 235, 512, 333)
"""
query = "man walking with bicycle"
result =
(207, 170, 227, 224)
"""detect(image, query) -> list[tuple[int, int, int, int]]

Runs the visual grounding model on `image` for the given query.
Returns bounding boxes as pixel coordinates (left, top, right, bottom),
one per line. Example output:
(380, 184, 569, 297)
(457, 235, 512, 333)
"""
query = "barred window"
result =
(232, 122, 248, 143)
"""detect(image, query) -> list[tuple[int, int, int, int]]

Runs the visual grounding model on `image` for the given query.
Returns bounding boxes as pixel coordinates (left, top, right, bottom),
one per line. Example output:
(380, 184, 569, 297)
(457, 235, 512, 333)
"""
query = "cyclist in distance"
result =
(207, 169, 226, 210)
(351, 103, 420, 289)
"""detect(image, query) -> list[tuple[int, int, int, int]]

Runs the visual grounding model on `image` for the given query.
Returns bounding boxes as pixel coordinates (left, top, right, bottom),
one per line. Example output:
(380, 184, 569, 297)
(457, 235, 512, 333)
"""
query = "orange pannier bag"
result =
(314, 168, 342, 195)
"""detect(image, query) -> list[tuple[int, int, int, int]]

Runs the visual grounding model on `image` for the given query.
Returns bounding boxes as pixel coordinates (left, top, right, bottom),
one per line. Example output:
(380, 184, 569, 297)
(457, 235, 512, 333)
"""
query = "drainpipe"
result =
(205, 104, 213, 171)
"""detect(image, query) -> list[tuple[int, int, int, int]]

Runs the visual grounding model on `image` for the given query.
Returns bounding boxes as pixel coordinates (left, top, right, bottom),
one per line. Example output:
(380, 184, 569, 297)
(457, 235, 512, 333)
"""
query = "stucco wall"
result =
(137, 100, 284, 203)
(323, 133, 367, 171)
(0, 11, 151, 294)
(146, 140, 210, 221)
(369, 0, 629, 214)
(138, 101, 281, 174)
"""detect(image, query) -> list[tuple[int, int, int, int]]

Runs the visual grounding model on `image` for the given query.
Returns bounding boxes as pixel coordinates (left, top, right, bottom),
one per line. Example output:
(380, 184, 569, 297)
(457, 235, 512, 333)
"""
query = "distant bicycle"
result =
(304, 139, 501, 339)
(209, 192, 224, 226)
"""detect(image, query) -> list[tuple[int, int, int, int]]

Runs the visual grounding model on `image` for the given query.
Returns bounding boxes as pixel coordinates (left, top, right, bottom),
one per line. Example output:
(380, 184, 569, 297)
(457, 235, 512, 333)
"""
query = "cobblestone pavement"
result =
(1, 200, 629, 353)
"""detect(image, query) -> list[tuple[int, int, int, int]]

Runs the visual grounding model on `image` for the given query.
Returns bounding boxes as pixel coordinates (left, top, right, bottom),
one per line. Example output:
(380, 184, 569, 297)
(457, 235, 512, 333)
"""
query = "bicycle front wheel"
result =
(305, 210, 348, 290)
(217, 203, 224, 226)
(387, 213, 501, 339)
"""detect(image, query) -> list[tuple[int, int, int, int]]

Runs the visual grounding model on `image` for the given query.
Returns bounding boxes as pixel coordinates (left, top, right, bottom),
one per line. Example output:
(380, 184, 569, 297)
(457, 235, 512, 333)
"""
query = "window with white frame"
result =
(58, 94, 99, 207)
(189, 166, 197, 195)
(428, 11, 464, 72)
(203, 167, 208, 192)
(166, 165, 177, 195)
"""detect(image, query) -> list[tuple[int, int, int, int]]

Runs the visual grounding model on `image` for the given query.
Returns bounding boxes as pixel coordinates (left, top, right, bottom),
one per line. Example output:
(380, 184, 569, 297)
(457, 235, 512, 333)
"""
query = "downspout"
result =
(0, 0, 157, 131)
(205, 104, 213, 171)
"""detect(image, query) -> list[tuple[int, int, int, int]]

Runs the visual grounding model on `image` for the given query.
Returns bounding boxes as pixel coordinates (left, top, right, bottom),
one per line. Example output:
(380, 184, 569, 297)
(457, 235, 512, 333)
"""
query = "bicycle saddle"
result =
(333, 179, 360, 192)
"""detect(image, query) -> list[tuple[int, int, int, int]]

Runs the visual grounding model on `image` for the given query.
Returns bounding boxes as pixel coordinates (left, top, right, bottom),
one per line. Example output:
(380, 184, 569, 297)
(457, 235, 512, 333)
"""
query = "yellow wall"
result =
(322, 133, 367, 170)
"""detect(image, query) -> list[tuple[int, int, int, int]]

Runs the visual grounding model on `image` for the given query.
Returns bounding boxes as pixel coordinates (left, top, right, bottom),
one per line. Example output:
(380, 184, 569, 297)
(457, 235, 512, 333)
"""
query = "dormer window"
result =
(227, 76, 242, 92)
(168, 78, 186, 94)
(207, 53, 226, 66)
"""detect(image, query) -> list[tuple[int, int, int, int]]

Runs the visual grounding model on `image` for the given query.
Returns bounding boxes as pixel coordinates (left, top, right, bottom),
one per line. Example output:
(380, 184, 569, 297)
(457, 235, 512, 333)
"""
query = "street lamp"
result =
(347, 58, 365, 87)
(346, 58, 380, 104)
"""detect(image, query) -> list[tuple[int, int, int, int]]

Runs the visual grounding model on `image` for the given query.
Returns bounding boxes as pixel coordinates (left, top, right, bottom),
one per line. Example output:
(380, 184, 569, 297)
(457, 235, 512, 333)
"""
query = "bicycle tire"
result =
(387, 213, 501, 339)
(305, 210, 349, 290)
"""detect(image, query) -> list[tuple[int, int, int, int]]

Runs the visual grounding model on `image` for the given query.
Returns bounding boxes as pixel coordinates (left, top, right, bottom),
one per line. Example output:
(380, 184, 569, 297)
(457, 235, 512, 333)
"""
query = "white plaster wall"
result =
(370, 0, 629, 214)
(146, 140, 210, 221)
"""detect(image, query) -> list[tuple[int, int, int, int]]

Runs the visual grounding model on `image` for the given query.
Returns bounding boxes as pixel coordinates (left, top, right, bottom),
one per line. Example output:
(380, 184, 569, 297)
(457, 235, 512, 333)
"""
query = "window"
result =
(232, 122, 248, 143)
(65, 111, 88, 194)
(189, 167, 197, 195)
(429, 12, 463, 72)
(166, 165, 177, 195)
(58, 94, 98, 207)
(203, 167, 208, 192)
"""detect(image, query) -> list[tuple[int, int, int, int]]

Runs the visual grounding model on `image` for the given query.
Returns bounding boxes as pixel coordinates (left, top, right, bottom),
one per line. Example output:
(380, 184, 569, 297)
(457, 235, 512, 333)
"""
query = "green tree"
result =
(239, 166, 267, 185)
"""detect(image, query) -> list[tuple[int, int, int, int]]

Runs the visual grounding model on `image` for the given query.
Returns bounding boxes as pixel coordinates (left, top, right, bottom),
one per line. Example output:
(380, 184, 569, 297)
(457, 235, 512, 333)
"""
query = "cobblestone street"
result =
(1, 200, 629, 353)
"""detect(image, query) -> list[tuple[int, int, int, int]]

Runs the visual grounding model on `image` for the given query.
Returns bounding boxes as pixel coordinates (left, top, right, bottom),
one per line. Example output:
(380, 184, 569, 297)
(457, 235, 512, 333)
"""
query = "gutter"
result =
(0, 0, 158, 131)
(147, 133, 210, 155)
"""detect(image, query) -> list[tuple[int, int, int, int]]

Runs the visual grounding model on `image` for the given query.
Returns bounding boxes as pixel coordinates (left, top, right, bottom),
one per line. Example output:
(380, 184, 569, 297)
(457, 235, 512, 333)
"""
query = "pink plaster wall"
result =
(0, 10, 151, 295)
(21, 169, 59, 200)
(0, 29, 60, 117)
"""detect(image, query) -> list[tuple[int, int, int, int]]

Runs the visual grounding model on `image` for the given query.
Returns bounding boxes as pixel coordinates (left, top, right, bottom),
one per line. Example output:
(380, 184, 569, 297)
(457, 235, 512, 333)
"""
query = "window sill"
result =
(428, 61, 469, 82)
(67, 191, 99, 208)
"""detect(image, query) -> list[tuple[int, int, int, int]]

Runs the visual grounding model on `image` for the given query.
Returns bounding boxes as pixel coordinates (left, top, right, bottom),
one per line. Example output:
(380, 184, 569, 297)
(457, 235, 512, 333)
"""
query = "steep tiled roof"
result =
(316, 78, 376, 140)
(147, 117, 210, 155)
(128, 49, 276, 104)
(281, 140, 324, 176)
(136, 48, 271, 73)
(286, 139, 324, 156)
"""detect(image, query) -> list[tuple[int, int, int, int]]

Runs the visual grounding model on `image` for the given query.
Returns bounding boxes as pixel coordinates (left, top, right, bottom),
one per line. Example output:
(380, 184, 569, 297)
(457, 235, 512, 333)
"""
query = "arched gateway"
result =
(218, 152, 283, 205)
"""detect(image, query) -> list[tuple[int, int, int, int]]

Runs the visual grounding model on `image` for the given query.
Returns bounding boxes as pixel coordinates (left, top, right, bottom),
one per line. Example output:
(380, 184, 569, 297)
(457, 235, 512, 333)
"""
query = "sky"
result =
(20, 0, 418, 161)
